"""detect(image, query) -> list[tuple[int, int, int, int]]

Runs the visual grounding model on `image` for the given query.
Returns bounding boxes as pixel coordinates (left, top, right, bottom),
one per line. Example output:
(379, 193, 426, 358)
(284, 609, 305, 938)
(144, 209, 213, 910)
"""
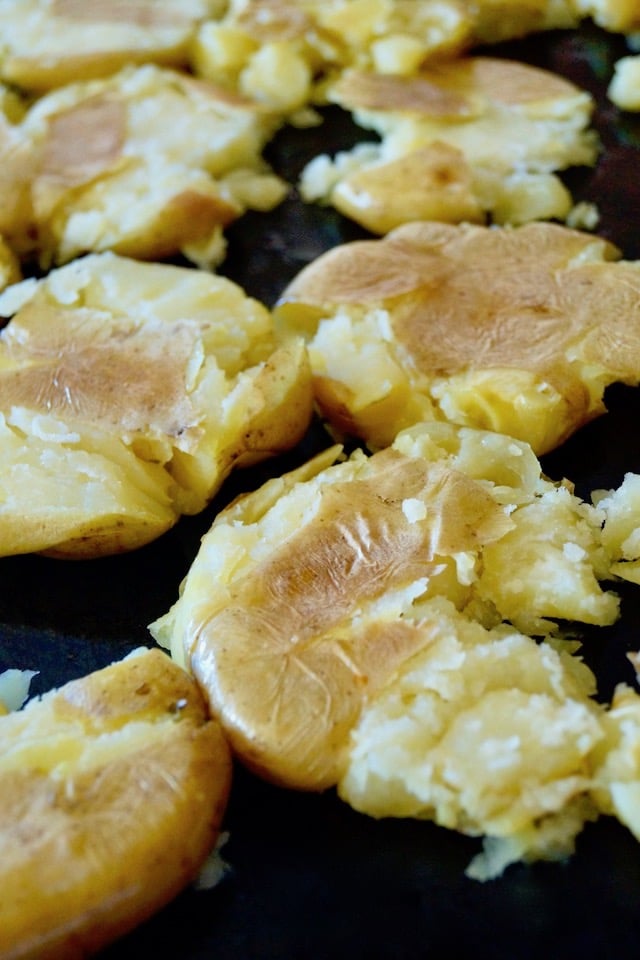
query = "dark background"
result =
(2, 21, 640, 960)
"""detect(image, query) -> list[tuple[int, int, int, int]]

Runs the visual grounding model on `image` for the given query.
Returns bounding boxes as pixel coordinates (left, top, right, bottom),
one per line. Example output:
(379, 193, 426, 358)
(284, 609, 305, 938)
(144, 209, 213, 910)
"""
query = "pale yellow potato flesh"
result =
(593, 474, 640, 584)
(300, 57, 598, 232)
(608, 54, 640, 111)
(339, 597, 605, 880)
(0, 63, 288, 266)
(0, 252, 312, 558)
(151, 422, 619, 795)
(275, 220, 640, 456)
(0, 646, 232, 960)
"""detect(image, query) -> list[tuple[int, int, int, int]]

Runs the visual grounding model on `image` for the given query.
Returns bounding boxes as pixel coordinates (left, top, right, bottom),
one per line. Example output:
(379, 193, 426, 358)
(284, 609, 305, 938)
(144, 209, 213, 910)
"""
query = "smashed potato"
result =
(151, 422, 619, 793)
(0, 252, 312, 558)
(190, 0, 581, 113)
(0, 646, 232, 960)
(275, 220, 640, 455)
(0, 63, 288, 267)
(0, 0, 225, 91)
(300, 57, 598, 231)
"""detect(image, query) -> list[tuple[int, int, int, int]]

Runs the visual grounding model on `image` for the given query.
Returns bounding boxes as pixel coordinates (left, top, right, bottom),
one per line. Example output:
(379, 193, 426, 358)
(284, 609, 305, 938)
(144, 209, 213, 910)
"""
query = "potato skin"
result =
(0, 648, 232, 960)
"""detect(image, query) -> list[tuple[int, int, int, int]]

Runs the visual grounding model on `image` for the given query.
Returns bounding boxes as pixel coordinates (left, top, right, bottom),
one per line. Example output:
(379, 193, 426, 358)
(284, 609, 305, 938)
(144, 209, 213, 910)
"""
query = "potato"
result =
(0, 0, 225, 92)
(0, 646, 232, 960)
(608, 54, 640, 111)
(150, 422, 619, 792)
(190, 0, 581, 112)
(572, 0, 640, 33)
(0, 63, 288, 267)
(0, 252, 312, 558)
(275, 220, 640, 455)
(300, 57, 598, 231)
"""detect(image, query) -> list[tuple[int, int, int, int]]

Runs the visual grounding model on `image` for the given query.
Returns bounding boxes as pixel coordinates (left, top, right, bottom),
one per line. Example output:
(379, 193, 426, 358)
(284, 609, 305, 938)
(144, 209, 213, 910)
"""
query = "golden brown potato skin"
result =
(0, 647, 232, 960)
(275, 221, 640, 455)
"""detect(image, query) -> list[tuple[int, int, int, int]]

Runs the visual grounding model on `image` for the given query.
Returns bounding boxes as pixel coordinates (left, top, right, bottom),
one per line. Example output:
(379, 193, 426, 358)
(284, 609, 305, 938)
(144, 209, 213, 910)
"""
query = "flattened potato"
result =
(0, 646, 232, 960)
(190, 0, 580, 112)
(300, 57, 598, 231)
(275, 220, 640, 455)
(0, 0, 225, 92)
(0, 252, 312, 558)
(0, 63, 288, 266)
(151, 422, 619, 791)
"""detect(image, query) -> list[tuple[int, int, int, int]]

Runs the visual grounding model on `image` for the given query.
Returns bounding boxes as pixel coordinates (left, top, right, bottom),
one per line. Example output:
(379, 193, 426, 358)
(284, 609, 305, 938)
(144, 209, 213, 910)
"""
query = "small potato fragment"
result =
(0, 646, 232, 960)
(275, 220, 640, 455)
(151, 422, 619, 792)
(0, 252, 312, 558)
(592, 473, 640, 584)
(608, 55, 640, 111)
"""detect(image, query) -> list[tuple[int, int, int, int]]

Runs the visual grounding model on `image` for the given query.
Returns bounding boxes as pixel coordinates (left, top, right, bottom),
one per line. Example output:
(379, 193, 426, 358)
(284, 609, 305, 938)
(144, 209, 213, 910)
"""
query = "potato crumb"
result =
(608, 55, 640, 111)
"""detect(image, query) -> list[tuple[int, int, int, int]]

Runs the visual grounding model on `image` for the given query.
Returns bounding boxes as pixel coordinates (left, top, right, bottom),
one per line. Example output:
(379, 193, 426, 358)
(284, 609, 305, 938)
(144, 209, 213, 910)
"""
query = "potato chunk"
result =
(275, 220, 640, 455)
(593, 473, 640, 584)
(300, 57, 598, 232)
(608, 54, 640, 111)
(0, 252, 312, 558)
(0, 646, 232, 960)
(0, 63, 288, 267)
(151, 422, 619, 792)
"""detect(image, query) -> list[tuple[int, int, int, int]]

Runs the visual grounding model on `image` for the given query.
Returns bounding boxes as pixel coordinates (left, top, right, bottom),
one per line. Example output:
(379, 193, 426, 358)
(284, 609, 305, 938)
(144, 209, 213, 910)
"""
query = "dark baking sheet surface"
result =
(3, 21, 640, 960)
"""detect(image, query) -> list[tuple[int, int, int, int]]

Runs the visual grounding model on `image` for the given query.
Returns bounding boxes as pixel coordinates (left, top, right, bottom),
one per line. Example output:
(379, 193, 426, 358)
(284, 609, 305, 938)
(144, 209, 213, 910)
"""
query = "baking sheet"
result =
(2, 20, 640, 960)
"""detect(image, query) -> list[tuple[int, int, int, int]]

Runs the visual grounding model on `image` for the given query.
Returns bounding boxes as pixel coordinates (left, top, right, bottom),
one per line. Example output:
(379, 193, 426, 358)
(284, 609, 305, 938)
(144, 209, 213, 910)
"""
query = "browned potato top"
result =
(276, 220, 640, 453)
